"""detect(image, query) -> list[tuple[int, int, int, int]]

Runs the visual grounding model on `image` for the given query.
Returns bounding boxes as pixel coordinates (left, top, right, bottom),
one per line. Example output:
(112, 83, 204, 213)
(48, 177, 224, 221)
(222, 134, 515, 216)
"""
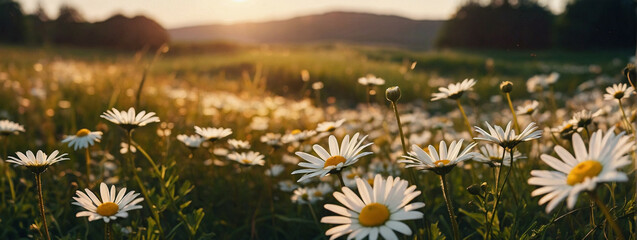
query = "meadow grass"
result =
(0, 43, 634, 239)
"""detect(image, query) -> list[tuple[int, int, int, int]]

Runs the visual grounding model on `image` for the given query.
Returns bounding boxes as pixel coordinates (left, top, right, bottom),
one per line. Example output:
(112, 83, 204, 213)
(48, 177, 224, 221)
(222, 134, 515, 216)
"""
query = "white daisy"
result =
(291, 133, 373, 183)
(177, 134, 204, 149)
(227, 139, 251, 150)
(282, 129, 317, 144)
(308, 182, 334, 203)
(321, 174, 425, 240)
(194, 126, 232, 142)
(291, 187, 311, 204)
(228, 151, 265, 166)
(431, 78, 476, 101)
(358, 75, 386, 86)
(516, 100, 540, 116)
(265, 164, 285, 177)
(528, 128, 633, 213)
(473, 144, 525, 167)
(570, 109, 600, 129)
(316, 119, 346, 133)
(551, 120, 578, 140)
(6, 150, 69, 173)
(72, 182, 144, 223)
(474, 121, 543, 149)
(260, 133, 283, 148)
(100, 107, 160, 130)
(603, 83, 634, 100)
(61, 129, 103, 151)
(399, 140, 476, 175)
(0, 120, 25, 135)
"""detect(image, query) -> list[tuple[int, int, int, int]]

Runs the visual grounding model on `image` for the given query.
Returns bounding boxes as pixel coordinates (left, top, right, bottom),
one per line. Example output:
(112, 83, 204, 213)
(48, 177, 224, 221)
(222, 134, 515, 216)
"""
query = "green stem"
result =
(85, 148, 91, 185)
(307, 203, 324, 238)
(590, 191, 625, 240)
(617, 99, 634, 134)
(456, 99, 475, 138)
(440, 174, 460, 240)
(390, 101, 408, 155)
(487, 148, 513, 240)
(104, 222, 112, 240)
(335, 172, 345, 188)
(35, 173, 51, 240)
(505, 93, 520, 133)
(127, 130, 164, 236)
(4, 139, 16, 201)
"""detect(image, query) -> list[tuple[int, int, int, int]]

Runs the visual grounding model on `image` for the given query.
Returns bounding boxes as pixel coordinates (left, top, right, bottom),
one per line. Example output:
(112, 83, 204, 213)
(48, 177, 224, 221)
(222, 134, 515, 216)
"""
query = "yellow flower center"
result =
(433, 159, 451, 166)
(358, 203, 390, 227)
(291, 129, 302, 135)
(346, 173, 358, 179)
(241, 159, 252, 164)
(325, 126, 336, 132)
(324, 155, 346, 168)
(566, 160, 603, 186)
(313, 191, 323, 197)
(367, 178, 374, 187)
(76, 128, 91, 137)
(96, 202, 119, 217)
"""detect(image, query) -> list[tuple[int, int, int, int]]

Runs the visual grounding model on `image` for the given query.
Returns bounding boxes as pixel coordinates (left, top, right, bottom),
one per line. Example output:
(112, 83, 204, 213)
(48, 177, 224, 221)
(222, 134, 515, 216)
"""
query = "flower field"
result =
(0, 45, 634, 240)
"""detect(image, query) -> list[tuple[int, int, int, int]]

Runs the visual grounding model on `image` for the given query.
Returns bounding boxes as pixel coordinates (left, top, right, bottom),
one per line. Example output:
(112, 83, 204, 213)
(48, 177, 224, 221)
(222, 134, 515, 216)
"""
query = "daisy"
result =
(316, 119, 346, 133)
(473, 144, 525, 167)
(474, 121, 542, 149)
(321, 174, 424, 240)
(570, 110, 600, 129)
(176, 134, 204, 149)
(528, 128, 632, 213)
(291, 133, 373, 183)
(551, 120, 578, 140)
(100, 107, 160, 130)
(357, 75, 386, 86)
(399, 140, 476, 175)
(282, 129, 317, 144)
(6, 150, 69, 173)
(516, 100, 540, 116)
(291, 187, 311, 204)
(61, 128, 103, 150)
(265, 164, 285, 177)
(431, 78, 476, 101)
(228, 151, 265, 166)
(308, 182, 334, 203)
(194, 126, 232, 142)
(603, 83, 634, 100)
(0, 120, 25, 135)
(260, 133, 283, 148)
(72, 182, 144, 222)
(227, 139, 251, 150)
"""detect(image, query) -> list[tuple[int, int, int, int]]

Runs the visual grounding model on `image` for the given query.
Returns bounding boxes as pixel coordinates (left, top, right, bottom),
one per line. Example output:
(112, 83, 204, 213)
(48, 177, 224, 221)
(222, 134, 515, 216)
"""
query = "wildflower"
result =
(195, 126, 232, 142)
(72, 182, 144, 222)
(7, 150, 69, 174)
(358, 74, 386, 86)
(61, 129, 102, 151)
(265, 164, 285, 177)
(551, 120, 578, 140)
(603, 83, 634, 100)
(474, 121, 542, 149)
(260, 133, 283, 148)
(321, 174, 424, 240)
(316, 119, 346, 133)
(176, 134, 204, 149)
(292, 133, 372, 182)
(516, 100, 540, 116)
(431, 78, 476, 101)
(282, 129, 316, 144)
(228, 151, 265, 166)
(528, 128, 632, 212)
(0, 120, 25, 135)
(400, 140, 476, 175)
(227, 139, 251, 150)
(100, 107, 160, 130)
(473, 144, 525, 167)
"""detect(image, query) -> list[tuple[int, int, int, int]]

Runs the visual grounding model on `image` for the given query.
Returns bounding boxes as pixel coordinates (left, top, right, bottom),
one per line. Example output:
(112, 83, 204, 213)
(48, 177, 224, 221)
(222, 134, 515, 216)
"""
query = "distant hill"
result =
(168, 12, 444, 49)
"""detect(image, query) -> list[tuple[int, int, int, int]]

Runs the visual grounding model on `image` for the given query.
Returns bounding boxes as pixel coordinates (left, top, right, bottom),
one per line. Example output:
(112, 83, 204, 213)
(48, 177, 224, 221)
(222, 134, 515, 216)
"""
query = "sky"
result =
(17, 0, 567, 29)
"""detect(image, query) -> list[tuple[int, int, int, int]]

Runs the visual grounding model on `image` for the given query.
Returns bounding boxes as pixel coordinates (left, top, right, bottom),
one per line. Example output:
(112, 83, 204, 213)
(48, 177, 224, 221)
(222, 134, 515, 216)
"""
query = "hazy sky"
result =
(17, 0, 566, 28)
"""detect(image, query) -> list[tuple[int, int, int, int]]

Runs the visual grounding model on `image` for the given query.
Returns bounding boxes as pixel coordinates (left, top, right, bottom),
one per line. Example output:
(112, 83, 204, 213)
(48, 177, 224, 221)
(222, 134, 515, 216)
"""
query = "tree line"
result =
(436, 0, 635, 50)
(0, 0, 168, 51)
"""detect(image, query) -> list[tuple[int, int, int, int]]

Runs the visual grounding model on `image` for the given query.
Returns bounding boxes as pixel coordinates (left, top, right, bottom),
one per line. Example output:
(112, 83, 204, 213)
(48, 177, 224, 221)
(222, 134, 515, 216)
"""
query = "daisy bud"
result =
(467, 184, 482, 195)
(385, 86, 401, 102)
(624, 63, 636, 86)
(500, 81, 513, 93)
(480, 182, 488, 192)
